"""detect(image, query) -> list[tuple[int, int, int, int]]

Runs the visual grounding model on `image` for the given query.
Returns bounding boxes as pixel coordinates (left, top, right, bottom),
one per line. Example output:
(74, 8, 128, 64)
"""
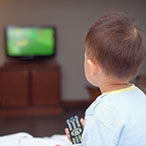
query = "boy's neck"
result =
(100, 82, 132, 93)
(98, 75, 132, 93)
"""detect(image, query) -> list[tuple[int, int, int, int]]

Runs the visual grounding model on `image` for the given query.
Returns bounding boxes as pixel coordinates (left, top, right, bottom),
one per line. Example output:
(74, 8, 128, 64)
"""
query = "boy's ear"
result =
(87, 59, 98, 75)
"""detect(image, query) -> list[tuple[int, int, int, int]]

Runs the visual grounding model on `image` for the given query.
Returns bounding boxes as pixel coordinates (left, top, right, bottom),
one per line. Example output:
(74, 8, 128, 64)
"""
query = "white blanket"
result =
(0, 132, 72, 146)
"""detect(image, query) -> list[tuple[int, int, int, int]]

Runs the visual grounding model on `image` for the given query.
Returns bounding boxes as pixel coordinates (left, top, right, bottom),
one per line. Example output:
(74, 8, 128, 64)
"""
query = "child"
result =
(65, 12, 146, 146)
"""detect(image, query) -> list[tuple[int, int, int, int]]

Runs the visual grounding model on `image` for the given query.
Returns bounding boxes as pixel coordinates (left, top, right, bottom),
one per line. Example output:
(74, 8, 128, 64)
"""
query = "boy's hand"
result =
(56, 118, 84, 146)
(80, 118, 85, 127)
(65, 118, 84, 142)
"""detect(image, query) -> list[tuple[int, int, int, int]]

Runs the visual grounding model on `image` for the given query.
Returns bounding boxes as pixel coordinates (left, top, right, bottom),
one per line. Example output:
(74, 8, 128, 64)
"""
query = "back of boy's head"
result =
(85, 12, 146, 80)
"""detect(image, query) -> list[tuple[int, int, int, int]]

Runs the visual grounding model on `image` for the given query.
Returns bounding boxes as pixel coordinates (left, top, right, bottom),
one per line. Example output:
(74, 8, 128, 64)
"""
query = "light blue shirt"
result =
(77, 85, 146, 146)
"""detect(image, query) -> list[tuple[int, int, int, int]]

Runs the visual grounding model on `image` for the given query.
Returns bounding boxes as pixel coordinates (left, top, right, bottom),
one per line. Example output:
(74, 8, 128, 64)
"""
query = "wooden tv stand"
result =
(0, 61, 63, 116)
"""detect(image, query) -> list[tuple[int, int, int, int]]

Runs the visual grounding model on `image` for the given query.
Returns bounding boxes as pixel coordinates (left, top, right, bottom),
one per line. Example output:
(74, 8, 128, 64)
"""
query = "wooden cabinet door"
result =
(1, 70, 30, 107)
(32, 68, 61, 106)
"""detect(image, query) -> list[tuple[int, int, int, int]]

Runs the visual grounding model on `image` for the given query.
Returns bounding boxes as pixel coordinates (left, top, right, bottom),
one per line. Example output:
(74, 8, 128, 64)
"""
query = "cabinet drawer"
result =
(0, 71, 30, 107)
(32, 69, 61, 106)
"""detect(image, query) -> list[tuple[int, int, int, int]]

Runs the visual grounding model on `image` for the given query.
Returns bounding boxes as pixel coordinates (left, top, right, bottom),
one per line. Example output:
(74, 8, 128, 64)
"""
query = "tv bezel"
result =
(5, 25, 57, 61)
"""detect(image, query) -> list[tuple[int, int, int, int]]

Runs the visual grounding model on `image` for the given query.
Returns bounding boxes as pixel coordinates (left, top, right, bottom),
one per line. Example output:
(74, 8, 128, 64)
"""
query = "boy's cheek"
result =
(84, 60, 90, 78)
(84, 63, 92, 84)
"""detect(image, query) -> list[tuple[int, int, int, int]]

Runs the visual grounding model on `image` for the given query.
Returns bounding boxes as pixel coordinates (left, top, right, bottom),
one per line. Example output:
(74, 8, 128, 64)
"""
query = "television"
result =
(5, 25, 56, 60)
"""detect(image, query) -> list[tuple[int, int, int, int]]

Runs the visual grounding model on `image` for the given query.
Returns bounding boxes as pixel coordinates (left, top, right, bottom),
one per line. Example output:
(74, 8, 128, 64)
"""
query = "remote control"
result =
(66, 115, 83, 144)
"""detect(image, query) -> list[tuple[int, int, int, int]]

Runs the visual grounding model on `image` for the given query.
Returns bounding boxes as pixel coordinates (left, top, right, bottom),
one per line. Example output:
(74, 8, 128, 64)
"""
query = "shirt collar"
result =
(104, 84, 136, 95)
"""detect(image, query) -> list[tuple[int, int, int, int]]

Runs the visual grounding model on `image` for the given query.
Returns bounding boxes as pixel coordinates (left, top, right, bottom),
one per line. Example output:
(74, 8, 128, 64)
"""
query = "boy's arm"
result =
(82, 114, 117, 146)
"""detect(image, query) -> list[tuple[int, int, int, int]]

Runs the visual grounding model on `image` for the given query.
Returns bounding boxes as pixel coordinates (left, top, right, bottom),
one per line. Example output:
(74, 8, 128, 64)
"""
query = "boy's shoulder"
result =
(85, 85, 146, 118)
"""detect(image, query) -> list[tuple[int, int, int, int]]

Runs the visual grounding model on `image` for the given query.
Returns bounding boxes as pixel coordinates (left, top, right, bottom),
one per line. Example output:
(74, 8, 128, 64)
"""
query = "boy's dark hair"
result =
(85, 12, 146, 79)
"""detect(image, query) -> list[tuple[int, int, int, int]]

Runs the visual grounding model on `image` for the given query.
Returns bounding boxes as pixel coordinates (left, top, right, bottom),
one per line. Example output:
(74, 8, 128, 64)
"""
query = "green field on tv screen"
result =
(7, 27, 55, 56)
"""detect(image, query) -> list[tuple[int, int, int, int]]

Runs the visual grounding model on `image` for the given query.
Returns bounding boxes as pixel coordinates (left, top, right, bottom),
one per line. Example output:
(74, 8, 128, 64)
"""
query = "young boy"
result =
(65, 12, 146, 146)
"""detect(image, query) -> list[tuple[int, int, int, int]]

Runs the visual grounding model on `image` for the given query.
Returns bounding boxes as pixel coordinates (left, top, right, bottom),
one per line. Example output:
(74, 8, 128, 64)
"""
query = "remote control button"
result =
(75, 136, 79, 143)
(71, 128, 82, 136)
(72, 138, 76, 144)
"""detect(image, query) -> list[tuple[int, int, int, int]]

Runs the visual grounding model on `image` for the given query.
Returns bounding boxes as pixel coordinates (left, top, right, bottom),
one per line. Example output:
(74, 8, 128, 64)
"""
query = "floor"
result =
(0, 107, 86, 137)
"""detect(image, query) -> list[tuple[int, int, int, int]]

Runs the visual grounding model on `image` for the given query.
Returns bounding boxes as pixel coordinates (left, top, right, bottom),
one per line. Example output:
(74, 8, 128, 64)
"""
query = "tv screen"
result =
(5, 26, 56, 60)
